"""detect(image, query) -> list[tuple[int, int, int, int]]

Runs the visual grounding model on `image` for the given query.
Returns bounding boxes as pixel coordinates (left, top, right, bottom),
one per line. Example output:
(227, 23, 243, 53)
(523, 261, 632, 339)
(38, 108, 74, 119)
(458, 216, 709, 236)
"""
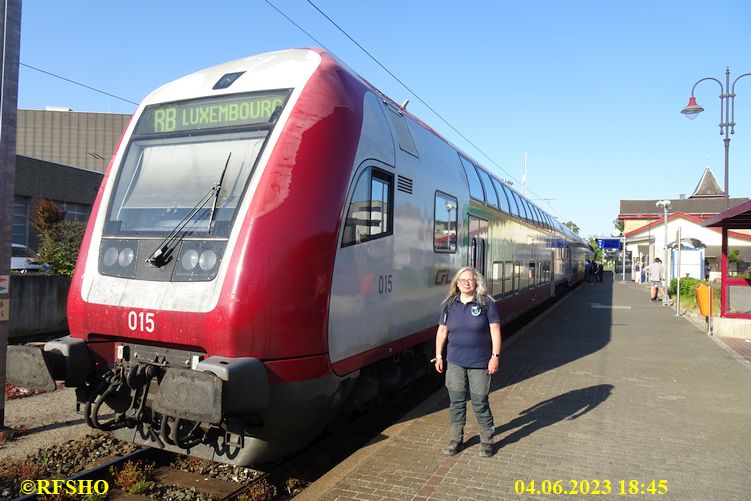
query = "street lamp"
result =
(445, 203, 456, 251)
(656, 200, 671, 305)
(611, 229, 625, 282)
(681, 68, 751, 209)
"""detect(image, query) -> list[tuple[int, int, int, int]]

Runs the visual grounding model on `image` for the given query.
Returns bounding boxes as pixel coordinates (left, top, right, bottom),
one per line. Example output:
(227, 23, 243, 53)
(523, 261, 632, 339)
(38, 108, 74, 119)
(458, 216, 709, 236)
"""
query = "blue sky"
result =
(18, 1, 751, 238)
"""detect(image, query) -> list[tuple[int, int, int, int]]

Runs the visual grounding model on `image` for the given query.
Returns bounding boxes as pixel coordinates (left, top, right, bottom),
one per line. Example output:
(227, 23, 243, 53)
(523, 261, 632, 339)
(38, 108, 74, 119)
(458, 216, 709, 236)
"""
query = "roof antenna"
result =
(400, 99, 409, 109)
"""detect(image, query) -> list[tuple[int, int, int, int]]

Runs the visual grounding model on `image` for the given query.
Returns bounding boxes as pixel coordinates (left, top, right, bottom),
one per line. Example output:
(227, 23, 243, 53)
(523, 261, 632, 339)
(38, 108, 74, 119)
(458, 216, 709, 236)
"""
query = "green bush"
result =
(668, 277, 705, 299)
(37, 220, 85, 276)
(31, 199, 85, 277)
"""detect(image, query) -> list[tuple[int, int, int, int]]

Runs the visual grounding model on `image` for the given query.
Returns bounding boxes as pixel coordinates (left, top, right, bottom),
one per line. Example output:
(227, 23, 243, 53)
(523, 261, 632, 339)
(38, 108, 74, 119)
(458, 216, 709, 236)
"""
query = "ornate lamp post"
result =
(656, 200, 671, 305)
(681, 68, 751, 209)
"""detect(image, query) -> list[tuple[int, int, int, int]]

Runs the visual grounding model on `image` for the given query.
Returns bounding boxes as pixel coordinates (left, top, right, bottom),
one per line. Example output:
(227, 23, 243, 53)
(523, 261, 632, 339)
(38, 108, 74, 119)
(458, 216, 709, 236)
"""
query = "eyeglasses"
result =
(457, 279, 476, 285)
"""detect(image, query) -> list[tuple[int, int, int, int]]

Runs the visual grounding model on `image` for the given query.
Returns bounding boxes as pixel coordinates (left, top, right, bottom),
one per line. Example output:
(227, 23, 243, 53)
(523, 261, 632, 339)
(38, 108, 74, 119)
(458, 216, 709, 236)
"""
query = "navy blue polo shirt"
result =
(439, 296, 501, 368)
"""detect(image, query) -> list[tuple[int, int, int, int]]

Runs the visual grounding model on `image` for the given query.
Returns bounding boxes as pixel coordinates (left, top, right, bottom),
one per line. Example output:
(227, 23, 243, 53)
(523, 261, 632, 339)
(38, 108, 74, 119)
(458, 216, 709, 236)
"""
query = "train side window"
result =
(342, 167, 394, 247)
(492, 261, 503, 296)
(523, 198, 534, 223)
(519, 196, 535, 223)
(514, 261, 524, 291)
(509, 190, 524, 219)
(542, 260, 551, 283)
(459, 156, 485, 202)
(542, 212, 552, 230)
(533, 205, 544, 227)
(503, 260, 514, 296)
(528, 261, 536, 286)
(491, 177, 511, 214)
(476, 167, 499, 208)
(387, 108, 418, 157)
(503, 261, 516, 295)
(538, 261, 543, 285)
(434, 192, 458, 253)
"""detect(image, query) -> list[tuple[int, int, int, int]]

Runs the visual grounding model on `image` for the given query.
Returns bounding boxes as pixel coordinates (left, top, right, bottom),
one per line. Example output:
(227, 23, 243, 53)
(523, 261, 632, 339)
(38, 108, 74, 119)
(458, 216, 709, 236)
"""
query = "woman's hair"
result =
(443, 266, 491, 306)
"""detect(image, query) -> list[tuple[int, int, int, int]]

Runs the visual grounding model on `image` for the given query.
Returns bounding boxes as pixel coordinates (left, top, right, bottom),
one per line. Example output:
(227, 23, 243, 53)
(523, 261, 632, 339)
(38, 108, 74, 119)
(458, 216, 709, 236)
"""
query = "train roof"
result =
(137, 48, 584, 245)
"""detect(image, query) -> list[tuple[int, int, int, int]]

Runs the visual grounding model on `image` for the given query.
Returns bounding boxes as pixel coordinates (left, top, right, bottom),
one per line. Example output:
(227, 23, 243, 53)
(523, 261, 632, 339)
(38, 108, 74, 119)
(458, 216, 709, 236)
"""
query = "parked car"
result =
(11, 243, 48, 273)
(614, 259, 632, 273)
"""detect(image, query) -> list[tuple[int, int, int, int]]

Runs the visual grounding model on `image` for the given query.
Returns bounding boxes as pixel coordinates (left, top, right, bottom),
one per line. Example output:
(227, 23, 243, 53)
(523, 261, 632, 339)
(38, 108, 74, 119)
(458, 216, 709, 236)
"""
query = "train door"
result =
(469, 216, 489, 275)
(549, 250, 556, 296)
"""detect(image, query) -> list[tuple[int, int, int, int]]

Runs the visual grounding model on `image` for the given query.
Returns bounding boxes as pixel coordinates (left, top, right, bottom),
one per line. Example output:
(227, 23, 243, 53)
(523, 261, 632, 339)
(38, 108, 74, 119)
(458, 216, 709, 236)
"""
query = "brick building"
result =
(12, 108, 131, 250)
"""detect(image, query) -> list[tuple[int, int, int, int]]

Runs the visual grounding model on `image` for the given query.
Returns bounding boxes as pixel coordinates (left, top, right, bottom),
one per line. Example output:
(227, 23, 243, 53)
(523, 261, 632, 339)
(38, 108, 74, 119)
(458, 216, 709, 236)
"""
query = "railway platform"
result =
(301, 274, 751, 500)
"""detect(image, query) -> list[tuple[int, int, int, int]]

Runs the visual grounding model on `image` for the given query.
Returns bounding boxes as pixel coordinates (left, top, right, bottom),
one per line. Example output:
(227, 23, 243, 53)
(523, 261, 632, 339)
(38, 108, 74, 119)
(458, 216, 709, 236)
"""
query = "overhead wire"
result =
(20, 62, 139, 106)
(24, 3, 557, 216)
(301, 0, 557, 215)
(263, 0, 332, 53)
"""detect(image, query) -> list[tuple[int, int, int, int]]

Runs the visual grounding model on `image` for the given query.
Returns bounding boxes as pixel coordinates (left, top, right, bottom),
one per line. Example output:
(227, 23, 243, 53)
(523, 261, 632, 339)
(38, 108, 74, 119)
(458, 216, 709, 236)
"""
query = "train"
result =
(8, 48, 592, 466)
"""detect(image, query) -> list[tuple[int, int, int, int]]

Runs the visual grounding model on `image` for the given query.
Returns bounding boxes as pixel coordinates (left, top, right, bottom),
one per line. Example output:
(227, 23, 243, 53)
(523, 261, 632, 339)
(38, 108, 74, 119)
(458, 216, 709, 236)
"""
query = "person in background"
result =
(633, 257, 641, 284)
(434, 266, 501, 458)
(645, 257, 665, 302)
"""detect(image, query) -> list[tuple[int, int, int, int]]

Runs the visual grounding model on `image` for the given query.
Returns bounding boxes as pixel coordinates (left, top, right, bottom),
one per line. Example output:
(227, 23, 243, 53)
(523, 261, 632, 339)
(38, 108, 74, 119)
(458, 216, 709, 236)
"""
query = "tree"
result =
(564, 221, 580, 234)
(588, 237, 603, 261)
(613, 218, 624, 233)
(30, 199, 85, 276)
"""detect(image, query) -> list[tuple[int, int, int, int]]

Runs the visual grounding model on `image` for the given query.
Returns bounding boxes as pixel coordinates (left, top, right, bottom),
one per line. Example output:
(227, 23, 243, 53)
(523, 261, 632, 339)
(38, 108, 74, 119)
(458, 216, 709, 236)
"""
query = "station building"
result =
(12, 108, 131, 250)
(617, 167, 751, 280)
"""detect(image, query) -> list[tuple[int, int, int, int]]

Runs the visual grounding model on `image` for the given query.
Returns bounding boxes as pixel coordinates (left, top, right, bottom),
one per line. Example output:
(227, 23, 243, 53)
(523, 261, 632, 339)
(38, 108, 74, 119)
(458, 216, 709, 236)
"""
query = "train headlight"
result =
(99, 239, 139, 279)
(118, 247, 135, 267)
(181, 249, 200, 270)
(103, 247, 119, 267)
(173, 241, 225, 281)
(199, 250, 218, 271)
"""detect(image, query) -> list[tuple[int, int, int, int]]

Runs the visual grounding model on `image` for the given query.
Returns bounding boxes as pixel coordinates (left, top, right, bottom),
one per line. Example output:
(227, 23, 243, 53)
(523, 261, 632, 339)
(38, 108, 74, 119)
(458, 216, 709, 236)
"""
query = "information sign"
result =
(597, 238, 621, 250)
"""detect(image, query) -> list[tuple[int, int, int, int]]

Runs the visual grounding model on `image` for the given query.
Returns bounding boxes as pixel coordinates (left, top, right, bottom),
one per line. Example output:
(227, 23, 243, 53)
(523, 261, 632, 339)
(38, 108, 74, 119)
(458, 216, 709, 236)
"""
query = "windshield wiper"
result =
(207, 153, 231, 234)
(145, 153, 232, 268)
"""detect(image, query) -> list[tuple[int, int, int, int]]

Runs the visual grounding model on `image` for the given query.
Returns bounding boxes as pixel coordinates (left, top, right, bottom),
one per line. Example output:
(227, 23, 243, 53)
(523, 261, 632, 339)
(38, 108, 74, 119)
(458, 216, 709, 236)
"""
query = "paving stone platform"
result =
(301, 274, 751, 500)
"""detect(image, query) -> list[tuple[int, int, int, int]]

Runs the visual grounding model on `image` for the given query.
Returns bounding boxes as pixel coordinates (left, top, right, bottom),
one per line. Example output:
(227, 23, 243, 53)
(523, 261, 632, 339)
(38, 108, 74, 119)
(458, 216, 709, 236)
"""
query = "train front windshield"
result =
(105, 90, 290, 238)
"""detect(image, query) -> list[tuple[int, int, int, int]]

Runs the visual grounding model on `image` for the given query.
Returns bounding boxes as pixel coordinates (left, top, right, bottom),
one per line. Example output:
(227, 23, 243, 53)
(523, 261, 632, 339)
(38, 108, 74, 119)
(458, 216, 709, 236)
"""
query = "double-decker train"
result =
(9, 48, 591, 466)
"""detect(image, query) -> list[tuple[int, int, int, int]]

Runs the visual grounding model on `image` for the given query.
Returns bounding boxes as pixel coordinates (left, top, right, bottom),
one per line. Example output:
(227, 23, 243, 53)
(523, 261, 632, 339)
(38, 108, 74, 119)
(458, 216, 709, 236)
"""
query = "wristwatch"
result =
(492, 353, 501, 358)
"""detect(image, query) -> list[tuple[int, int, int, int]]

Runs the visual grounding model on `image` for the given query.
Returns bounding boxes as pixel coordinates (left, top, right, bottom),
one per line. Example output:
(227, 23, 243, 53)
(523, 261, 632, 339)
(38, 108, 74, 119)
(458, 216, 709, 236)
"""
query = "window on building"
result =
(64, 202, 91, 222)
(12, 196, 30, 245)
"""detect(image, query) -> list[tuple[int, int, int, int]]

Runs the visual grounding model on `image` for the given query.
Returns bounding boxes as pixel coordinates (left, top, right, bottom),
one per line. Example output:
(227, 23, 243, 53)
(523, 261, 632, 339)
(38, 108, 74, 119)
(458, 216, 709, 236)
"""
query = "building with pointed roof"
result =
(690, 167, 725, 198)
(617, 166, 749, 281)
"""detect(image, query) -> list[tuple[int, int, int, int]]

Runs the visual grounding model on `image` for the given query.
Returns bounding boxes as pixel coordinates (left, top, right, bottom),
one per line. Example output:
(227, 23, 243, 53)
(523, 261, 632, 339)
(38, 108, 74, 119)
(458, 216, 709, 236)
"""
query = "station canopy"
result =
(702, 199, 751, 230)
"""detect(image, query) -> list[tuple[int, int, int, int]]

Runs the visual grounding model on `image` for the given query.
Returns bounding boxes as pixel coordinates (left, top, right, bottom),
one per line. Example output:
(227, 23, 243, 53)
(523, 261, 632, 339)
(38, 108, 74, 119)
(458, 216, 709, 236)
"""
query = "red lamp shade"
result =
(681, 96, 704, 119)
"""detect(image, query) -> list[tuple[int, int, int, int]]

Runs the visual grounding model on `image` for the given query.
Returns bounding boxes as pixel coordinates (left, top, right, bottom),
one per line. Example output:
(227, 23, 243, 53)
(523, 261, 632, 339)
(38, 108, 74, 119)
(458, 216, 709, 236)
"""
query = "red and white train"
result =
(9, 48, 591, 465)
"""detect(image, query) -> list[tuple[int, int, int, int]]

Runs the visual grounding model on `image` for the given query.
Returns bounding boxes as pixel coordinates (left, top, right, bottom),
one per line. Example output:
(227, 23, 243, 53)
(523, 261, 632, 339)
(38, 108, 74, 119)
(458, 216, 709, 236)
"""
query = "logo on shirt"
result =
(471, 305, 482, 317)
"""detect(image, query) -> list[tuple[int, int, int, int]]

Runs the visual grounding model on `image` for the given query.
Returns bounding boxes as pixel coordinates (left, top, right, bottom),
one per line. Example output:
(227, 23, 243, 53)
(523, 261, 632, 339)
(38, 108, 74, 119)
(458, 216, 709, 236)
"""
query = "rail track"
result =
(9, 371, 441, 500)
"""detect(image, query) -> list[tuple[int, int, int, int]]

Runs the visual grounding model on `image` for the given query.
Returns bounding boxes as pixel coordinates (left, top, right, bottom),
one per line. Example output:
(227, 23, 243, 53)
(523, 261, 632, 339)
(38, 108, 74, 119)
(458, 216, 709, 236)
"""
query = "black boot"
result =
(443, 439, 462, 456)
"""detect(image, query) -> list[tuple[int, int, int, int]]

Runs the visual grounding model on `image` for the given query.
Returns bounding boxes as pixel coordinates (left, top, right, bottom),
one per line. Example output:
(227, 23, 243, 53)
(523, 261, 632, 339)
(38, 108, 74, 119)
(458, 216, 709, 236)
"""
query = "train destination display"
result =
(136, 90, 289, 134)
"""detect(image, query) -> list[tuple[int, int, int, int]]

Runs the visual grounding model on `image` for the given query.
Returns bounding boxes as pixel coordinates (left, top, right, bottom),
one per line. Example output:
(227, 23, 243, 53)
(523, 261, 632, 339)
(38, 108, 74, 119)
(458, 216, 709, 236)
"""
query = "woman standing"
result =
(434, 266, 502, 458)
